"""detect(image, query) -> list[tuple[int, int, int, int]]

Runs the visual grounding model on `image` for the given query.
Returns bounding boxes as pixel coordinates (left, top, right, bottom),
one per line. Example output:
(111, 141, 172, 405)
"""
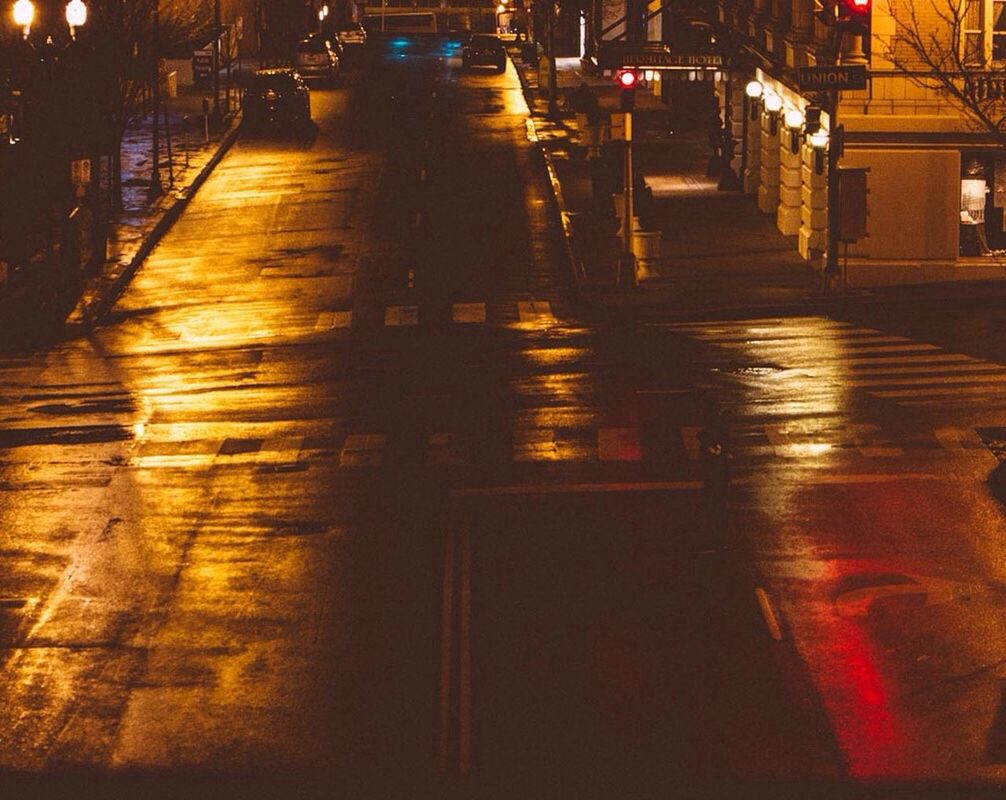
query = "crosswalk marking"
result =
(452, 302, 486, 324)
(597, 428, 641, 461)
(672, 317, 1006, 409)
(385, 306, 419, 326)
(315, 310, 352, 330)
(340, 434, 386, 467)
(517, 301, 555, 324)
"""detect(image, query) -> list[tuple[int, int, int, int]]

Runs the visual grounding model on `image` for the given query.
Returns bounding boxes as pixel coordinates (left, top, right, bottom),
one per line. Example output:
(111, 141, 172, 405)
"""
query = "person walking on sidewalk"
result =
(569, 81, 600, 124)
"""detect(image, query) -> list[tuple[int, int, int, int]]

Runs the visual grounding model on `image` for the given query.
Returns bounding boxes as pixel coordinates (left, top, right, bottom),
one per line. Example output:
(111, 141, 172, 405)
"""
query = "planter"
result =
(632, 230, 662, 261)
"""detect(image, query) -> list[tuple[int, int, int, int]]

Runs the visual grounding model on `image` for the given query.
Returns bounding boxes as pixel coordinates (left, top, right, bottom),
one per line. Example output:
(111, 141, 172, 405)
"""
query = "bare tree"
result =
(885, 0, 1006, 139)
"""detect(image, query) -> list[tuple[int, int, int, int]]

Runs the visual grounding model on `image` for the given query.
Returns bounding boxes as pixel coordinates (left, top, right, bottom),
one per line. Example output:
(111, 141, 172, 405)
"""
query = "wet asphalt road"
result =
(7, 35, 1006, 796)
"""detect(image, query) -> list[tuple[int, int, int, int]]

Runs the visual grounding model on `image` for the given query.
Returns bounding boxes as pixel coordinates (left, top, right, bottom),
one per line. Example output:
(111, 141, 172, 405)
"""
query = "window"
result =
(961, 0, 1006, 63)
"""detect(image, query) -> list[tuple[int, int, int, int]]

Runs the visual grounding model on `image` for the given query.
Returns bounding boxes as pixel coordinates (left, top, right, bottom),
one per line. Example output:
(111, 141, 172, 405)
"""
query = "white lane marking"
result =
(314, 311, 335, 331)
(597, 428, 641, 461)
(850, 361, 994, 374)
(700, 335, 914, 347)
(385, 305, 419, 326)
(846, 354, 978, 366)
(636, 388, 692, 395)
(873, 385, 1006, 398)
(517, 300, 554, 323)
(853, 372, 1006, 387)
(438, 524, 456, 775)
(847, 424, 903, 458)
(428, 432, 467, 465)
(261, 436, 306, 464)
(655, 317, 854, 331)
(339, 434, 387, 467)
(459, 527, 472, 776)
(451, 481, 704, 497)
(452, 302, 486, 324)
(734, 473, 939, 485)
(755, 588, 784, 641)
(330, 310, 353, 329)
(680, 426, 703, 460)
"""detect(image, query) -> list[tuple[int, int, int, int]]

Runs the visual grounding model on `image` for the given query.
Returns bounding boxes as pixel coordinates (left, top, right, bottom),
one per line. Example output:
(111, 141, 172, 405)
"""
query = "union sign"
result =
(797, 65, 867, 90)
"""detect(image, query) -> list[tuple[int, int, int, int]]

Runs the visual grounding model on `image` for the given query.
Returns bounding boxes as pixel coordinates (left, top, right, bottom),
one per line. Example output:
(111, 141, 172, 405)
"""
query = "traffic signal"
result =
(617, 69, 637, 111)
(814, 0, 870, 27)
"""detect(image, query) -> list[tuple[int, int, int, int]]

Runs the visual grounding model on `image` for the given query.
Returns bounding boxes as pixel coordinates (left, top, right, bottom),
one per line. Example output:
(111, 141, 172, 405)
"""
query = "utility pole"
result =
(212, 0, 221, 122)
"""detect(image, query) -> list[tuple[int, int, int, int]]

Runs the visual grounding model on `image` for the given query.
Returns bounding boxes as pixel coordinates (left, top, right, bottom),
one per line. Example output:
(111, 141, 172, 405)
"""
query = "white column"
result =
(777, 131, 802, 234)
(758, 116, 781, 213)
(798, 139, 827, 261)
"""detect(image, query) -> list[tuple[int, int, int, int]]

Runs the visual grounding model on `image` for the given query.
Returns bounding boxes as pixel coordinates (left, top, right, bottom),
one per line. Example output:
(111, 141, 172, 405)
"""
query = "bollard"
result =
(182, 115, 190, 169)
(202, 97, 210, 142)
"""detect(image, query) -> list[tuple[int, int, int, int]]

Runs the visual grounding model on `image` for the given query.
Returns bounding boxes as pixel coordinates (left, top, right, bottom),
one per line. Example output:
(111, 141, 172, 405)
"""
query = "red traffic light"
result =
(617, 70, 637, 89)
(848, 0, 869, 12)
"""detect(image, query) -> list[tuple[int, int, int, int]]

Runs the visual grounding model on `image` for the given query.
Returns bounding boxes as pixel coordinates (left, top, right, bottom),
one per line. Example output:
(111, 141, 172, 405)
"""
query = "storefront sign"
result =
(193, 47, 214, 82)
(597, 45, 724, 70)
(797, 65, 867, 91)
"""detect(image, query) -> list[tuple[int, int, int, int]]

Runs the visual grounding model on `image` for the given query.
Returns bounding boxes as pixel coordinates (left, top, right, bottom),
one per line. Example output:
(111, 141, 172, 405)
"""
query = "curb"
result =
(510, 51, 588, 295)
(65, 118, 242, 334)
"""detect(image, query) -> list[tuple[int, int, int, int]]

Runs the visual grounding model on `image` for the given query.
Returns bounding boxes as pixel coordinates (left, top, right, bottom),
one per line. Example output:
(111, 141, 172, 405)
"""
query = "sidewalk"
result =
(64, 75, 244, 332)
(510, 52, 839, 319)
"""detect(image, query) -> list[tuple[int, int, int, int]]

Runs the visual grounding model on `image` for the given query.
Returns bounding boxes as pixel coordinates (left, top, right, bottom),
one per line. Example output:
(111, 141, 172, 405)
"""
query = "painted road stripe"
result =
(452, 302, 486, 324)
(452, 481, 704, 497)
(699, 334, 912, 346)
(846, 354, 977, 366)
(385, 305, 419, 326)
(873, 385, 1006, 398)
(340, 434, 386, 467)
(755, 587, 783, 641)
(734, 473, 939, 485)
(935, 427, 984, 449)
(597, 428, 641, 461)
(849, 361, 996, 374)
(517, 300, 555, 323)
(655, 317, 852, 330)
(330, 310, 353, 329)
(852, 373, 1006, 387)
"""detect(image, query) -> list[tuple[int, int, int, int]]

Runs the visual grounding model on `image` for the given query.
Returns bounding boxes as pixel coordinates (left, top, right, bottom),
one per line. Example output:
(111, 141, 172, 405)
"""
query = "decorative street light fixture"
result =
(12, 0, 34, 38)
(65, 0, 86, 38)
(785, 108, 805, 153)
(764, 91, 782, 135)
(809, 128, 829, 174)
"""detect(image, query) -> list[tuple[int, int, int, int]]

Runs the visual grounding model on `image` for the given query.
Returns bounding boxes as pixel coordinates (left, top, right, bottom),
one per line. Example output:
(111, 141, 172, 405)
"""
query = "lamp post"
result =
(65, 0, 86, 38)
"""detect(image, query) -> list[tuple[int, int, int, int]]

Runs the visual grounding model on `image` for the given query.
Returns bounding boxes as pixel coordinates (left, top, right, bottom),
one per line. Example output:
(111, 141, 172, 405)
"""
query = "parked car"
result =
(241, 69, 312, 133)
(294, 34, 341, 82)
(334, 22, 367, 48)
(461, 34, 506, 73)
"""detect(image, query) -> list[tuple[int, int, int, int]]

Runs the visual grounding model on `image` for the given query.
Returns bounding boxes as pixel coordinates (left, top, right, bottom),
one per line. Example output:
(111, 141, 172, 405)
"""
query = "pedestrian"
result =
(569, 81, 600, 124)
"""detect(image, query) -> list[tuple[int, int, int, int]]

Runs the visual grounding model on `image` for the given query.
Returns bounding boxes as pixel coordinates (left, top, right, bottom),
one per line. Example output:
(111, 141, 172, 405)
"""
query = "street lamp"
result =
(12, 0, 34, 38)
(745, 79, 762, 119)
(785, 108, 804, 154)
(809, 129, 829, 175)
(65, 0, 86, 38)
(764, 91, 782, 135)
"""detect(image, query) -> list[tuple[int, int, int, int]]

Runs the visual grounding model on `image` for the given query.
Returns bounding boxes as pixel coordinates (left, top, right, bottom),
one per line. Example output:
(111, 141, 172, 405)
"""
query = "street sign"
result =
(597, 42, 725, 71)
(797, 65, 867, 90)
(193, 46, 214, 83)
(70, 158, 91, 186)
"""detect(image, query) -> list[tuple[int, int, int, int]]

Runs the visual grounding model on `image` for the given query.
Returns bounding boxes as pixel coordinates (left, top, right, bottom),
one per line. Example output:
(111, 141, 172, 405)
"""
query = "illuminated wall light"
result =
(785, 108, 804, 153)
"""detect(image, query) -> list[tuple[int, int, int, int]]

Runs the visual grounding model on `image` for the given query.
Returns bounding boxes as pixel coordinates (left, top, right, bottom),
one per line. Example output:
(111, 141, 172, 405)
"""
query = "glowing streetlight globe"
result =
(12, 0, 34, 33)
(809, 129, 829, 148)
(745, 79, 763, 98)
(764, 92, 783, 113)
(784, 108, 804, 129)
(65, 0, 87, 28)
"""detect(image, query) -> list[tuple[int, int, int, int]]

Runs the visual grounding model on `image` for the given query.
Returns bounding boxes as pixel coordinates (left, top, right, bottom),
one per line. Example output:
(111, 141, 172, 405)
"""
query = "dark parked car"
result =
(462, 34, 505, 72)
(294, 34, 341, 81)
(241, 69, 312, 133)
